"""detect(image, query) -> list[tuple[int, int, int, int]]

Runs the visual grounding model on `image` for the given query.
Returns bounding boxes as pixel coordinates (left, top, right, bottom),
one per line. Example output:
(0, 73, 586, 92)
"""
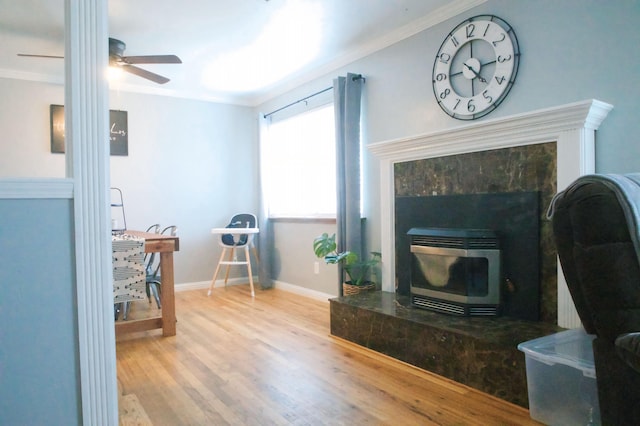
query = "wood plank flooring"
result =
(116, 285, 541, 425)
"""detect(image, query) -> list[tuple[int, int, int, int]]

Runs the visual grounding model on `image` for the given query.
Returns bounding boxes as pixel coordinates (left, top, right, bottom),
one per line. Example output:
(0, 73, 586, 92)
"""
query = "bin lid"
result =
(517, 328, 596, 378)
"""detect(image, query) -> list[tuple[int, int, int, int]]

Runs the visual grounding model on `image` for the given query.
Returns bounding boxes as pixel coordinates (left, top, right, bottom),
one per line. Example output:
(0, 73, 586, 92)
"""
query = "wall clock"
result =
(432, 15, 520, 120)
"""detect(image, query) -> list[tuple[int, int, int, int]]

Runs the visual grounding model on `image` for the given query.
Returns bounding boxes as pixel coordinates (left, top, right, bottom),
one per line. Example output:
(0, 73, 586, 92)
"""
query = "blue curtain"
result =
(334, 73, 364, 295)
(257, 113, 274, 289)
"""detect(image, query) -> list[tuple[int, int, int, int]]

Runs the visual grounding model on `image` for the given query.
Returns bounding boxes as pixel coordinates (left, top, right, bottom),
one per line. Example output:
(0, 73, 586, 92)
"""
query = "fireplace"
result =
(330, 100, 613, 407)
(396, 191, 541, 321)
(409, 227, 501, 316)
(369, 99, 613, 328)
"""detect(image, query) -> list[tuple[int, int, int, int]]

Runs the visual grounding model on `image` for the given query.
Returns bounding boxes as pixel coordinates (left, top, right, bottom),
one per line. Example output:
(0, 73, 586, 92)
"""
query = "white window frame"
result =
(262, 102, 336, 219)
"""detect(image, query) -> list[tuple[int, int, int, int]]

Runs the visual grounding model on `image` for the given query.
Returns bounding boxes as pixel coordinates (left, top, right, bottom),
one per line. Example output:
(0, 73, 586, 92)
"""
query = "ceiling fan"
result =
(17, 37, 182, 84)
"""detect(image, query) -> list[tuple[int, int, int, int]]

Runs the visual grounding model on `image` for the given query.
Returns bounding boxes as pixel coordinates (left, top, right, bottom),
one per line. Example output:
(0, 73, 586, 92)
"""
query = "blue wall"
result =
(256, 0, 640, 292)
(0, 197, 80, 425)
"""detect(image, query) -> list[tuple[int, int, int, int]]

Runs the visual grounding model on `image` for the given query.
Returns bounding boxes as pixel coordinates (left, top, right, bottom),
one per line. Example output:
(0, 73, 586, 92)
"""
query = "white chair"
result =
(208, 213, 259, 297)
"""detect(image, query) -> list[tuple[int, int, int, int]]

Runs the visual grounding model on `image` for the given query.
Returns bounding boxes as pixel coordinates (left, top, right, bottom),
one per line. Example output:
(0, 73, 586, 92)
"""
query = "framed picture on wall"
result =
(50, 104, 128, 156)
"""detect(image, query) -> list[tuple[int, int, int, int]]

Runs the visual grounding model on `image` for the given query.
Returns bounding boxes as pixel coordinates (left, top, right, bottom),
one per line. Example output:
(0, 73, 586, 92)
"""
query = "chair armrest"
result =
(616, 332, 640, 373)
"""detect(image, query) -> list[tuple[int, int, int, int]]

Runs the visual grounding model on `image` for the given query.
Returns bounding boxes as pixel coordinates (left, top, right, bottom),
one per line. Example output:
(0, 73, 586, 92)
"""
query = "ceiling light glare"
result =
(202, 0, 323, 93)
(106, 66, 123, 82)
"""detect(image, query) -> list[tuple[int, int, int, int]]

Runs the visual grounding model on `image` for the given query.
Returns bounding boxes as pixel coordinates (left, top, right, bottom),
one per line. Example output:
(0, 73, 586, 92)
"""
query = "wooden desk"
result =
(115, 230, 180, 337)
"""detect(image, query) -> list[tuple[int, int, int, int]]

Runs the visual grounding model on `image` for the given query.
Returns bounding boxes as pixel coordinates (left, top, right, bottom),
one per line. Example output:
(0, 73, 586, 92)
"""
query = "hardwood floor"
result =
(116, 285, 541, 425)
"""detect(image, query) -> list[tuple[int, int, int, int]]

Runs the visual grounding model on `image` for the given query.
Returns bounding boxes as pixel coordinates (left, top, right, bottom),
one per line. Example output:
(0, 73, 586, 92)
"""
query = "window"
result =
(263, 104, 336, 218)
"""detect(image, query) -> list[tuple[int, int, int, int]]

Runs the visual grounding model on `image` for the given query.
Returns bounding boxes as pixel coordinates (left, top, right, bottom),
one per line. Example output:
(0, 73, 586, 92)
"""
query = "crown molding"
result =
(1, 0, 485, 107)
(0, 68, 63, 85)
(249, 0, 487, 106)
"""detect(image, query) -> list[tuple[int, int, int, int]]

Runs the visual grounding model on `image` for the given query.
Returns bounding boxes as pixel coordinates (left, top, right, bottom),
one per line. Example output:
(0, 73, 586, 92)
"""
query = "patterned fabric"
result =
(112, 234, 146, 303)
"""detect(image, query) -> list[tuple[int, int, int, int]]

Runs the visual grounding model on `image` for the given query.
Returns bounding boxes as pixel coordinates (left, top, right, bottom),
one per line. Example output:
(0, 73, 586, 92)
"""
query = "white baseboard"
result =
(175, 278, 335, 303)
(272, 280, 334, 303)
(175, 277, 255, 292)
(175, 280, 209, 292)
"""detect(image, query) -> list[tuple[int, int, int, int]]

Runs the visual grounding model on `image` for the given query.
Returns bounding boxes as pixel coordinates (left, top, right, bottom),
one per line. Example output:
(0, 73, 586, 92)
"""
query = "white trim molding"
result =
(369, 99, 613, 328)
(273, 280, 334, 303)
(0, 178, 73, 199)
(250, 0, 486, 106)
(176, 277, 258, 292)
(176, 279, 334, 303)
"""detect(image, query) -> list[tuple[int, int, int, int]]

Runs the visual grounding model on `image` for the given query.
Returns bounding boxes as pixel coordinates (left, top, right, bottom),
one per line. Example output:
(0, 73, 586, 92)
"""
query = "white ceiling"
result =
(0, 0, 483, 106)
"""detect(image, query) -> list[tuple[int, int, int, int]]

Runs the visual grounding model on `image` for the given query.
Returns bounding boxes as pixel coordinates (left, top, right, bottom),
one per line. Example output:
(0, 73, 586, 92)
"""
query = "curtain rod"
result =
(263, 74, 365, 119)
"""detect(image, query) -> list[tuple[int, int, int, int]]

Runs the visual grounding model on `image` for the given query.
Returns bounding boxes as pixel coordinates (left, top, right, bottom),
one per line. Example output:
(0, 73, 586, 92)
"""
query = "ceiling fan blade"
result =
(17, 53, 64, 59)
(122, 55, 182, 65)
(121, 64, 170, 84)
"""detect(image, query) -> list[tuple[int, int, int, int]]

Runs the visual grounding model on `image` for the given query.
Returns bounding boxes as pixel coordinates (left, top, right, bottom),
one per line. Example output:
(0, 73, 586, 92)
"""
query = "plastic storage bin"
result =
(518, 328, 600, 426)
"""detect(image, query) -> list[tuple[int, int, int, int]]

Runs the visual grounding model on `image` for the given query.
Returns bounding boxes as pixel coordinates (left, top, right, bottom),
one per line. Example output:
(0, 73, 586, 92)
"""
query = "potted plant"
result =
(313, 232, 381, 295)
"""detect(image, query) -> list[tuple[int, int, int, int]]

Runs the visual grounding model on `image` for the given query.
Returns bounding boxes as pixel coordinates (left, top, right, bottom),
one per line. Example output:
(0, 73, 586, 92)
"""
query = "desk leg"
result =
(160, 251, 177, 336)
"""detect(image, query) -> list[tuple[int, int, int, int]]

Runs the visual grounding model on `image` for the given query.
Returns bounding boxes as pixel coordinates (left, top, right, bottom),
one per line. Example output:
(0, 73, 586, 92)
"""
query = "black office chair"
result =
(550, 173, 640, 425)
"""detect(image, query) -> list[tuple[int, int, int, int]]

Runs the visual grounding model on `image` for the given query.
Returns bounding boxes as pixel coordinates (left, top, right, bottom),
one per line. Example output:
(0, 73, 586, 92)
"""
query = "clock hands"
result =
(450, 59, 491, 83)
(462, 60, 487, 83)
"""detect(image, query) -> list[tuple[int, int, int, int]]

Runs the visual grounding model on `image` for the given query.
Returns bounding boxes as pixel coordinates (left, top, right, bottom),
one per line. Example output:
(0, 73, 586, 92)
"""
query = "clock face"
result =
(432, 15, 520, 120)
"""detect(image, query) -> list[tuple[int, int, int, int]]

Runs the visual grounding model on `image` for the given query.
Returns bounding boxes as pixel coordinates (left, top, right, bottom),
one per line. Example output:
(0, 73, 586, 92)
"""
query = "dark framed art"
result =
(50, 104, 129, 156)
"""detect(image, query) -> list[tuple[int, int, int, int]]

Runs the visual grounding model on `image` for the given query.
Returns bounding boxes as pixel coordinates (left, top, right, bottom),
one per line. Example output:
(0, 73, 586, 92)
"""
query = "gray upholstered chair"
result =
(549, 173, 640, 425)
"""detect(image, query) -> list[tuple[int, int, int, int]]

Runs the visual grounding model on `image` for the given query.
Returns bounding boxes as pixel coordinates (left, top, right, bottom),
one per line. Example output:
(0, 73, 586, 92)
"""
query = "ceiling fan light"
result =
(107, 65, 123, 82)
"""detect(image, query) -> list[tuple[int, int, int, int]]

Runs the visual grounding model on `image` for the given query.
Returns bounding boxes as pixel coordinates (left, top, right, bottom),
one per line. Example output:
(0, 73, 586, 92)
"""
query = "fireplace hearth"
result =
(330, 291, 561, 408)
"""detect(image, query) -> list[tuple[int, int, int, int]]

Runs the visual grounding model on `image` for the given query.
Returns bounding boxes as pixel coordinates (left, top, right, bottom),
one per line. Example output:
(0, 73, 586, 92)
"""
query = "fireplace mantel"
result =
(369, 99, 613, 328)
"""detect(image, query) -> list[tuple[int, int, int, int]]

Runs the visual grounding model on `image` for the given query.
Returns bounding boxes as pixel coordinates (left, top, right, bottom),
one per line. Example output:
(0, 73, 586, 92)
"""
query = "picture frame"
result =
(50, 104, 128, 156)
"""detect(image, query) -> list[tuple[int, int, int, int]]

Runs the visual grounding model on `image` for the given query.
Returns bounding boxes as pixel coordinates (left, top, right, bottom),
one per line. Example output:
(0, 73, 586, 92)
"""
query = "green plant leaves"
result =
(313, 233, 381, 286)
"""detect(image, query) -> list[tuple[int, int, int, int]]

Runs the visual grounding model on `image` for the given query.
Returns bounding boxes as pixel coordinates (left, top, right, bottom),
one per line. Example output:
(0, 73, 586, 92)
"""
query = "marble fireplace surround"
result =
(369, 99, 613, 329)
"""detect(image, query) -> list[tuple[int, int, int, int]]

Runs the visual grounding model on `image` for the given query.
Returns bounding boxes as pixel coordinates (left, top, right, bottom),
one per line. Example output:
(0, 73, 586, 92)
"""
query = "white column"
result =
(379, 158, 396, 293)
(555, 126, 596, 328)
(65, 0, 117, 424)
